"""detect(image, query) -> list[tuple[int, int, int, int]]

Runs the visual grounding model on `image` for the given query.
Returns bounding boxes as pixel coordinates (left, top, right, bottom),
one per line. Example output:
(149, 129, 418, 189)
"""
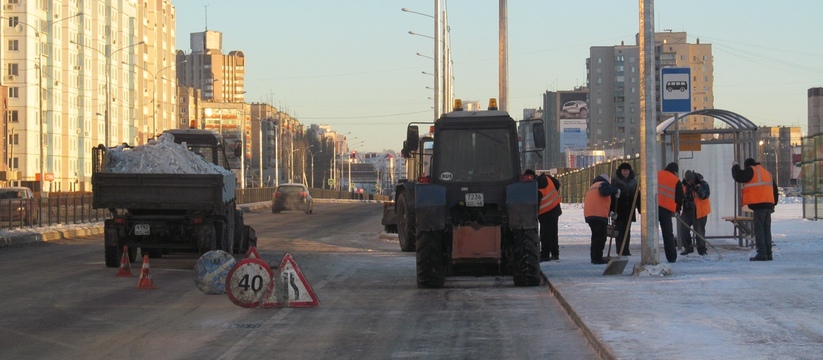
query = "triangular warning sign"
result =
(258, 276, 280, 308)
(245, 246, 261, 259)
(277, 253, 319, 307)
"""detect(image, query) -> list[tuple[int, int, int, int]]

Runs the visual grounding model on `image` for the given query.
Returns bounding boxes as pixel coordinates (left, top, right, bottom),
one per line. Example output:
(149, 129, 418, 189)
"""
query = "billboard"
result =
(558, 92, 588, 152)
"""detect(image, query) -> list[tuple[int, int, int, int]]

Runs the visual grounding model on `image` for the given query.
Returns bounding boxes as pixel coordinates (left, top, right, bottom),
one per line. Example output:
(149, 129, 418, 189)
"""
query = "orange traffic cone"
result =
(116, 245, 133, 277)
(136, 255, 157, 289)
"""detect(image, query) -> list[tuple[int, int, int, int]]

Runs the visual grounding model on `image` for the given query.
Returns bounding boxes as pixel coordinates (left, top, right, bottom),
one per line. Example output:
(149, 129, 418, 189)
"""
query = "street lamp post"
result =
(72, 39, 145, 146)
(151, 60, 186, 137)
(105, 41, 146, 147)
(309, 149, 323, 189)
(299, 145, 315, 187)
(2, 12, 84, 193)
(759, 140, 780, 186)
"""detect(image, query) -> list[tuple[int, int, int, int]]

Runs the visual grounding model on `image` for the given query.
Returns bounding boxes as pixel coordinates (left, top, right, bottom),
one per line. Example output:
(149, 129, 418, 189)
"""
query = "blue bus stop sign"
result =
(661, 67, 692, 113)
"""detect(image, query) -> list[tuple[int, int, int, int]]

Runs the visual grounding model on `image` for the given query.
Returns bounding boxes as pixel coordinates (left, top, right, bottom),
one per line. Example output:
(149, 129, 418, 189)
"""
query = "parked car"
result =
(0, 187, 39, 226)
(561, 100, 588, 118)
(272, 183, 313, 214)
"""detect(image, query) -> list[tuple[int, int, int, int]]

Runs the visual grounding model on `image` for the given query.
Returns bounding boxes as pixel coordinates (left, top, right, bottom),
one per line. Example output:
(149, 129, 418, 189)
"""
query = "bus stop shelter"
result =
(657, 109, 759, 246)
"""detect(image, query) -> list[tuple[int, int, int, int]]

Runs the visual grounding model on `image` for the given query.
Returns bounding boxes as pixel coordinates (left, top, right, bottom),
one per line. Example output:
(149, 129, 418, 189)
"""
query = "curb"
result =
(541, 271, 617, 360)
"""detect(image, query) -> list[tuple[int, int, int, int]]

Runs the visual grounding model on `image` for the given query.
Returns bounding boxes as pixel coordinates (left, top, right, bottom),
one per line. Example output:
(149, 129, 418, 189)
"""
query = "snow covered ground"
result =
(2, 198, 820, 359)
(546, 199, 823, 359)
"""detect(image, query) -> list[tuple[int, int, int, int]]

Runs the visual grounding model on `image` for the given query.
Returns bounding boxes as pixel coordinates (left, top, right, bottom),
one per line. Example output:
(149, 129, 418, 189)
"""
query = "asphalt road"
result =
(0, 201, 597, 359)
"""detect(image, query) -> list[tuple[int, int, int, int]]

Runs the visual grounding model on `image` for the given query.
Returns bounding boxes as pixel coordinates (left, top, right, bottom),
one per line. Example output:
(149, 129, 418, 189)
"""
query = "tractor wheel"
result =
(396, 192, 416, 252)
(511, 229, 541, 287)
(416, 230, 446, 288)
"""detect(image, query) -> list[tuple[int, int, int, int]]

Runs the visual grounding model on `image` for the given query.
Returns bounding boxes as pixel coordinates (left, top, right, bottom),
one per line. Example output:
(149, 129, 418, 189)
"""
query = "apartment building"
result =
(176, 30, 245, 104)
(0, 0, 176, 192)
(587, 32, 713, 158)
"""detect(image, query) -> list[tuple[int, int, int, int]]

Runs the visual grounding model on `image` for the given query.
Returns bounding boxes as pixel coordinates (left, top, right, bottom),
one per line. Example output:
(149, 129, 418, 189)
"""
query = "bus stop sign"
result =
(661, 67, 692, 113)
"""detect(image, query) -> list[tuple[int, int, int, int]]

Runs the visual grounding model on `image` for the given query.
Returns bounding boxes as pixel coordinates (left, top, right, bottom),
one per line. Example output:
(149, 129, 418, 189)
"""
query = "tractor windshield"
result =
(434, 127, 516, 182)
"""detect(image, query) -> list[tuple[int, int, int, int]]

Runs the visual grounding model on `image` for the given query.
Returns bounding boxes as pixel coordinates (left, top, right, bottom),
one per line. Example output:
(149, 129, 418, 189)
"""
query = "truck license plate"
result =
(134, 224, 150, 236)
(465, 193, 484, 207)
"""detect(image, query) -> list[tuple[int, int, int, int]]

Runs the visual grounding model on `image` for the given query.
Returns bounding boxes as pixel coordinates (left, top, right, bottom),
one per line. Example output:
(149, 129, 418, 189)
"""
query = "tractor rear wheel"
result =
(416, 230, 446, 288)
(511, 229, 541, 287)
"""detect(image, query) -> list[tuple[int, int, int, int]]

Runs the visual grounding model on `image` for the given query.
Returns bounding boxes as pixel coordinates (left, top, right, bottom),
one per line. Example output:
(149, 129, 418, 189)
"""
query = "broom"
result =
(603, 183, 640, 275)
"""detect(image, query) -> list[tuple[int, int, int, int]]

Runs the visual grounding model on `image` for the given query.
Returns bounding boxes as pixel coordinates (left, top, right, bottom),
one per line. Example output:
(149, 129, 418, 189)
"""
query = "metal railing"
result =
(1, 188, 391, 230)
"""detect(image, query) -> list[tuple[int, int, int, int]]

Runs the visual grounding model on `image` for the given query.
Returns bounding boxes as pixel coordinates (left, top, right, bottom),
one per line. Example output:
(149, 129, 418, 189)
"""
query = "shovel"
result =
(603, 184, 640, 275)
(674, 213, 723, 261)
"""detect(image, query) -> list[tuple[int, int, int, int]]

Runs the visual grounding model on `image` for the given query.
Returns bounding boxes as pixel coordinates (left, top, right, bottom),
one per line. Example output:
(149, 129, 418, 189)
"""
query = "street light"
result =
(2, 12, 84, 193)
(71, 39, 145, 146)
(759, 140, 779, 186)
(308, 149, 324, 189)
(403, 4, 442, 120)
(299, 145, 315, 187)
(150, 60, 186, 136)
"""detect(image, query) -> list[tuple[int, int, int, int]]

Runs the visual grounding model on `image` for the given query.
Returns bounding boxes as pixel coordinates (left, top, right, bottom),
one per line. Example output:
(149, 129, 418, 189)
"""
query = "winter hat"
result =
(665, 162, 679, 173)
(744, 158, 756, 167)
(684, 170, 695, 182)
(617, 162, 632, 171)
(524, 169, 536, 176)
(599, 174, 610, 183)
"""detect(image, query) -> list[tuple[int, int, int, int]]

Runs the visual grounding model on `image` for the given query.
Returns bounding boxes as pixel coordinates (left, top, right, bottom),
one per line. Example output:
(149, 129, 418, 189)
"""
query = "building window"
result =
(8, 133, 18, 145)
(8, 87, 18, 98)
(8, 157, 18, 169)
(7, 17, 19, 27)
(8, 63, 19, 76)
(7, 110, 18, 122)
(8, 40, 18, 51)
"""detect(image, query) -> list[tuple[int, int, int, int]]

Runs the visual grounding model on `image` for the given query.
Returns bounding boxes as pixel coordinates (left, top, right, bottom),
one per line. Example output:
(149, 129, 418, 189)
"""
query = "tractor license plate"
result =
(465, 193, 484, 207)
(134, 224, 150, 236)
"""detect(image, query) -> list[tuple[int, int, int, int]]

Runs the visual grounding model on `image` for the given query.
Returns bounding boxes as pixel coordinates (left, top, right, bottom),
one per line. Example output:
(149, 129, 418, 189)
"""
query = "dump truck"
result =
(92, 129, 255, 267)
(388, 99, 546, 288)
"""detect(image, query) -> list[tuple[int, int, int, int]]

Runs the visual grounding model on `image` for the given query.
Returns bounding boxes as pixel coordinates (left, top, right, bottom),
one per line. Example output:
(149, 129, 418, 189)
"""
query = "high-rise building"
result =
(176, 30, 245, 104)
(587, 32, 713, 157)
(0, 0, 174, 192)
(137, 0, 179, 142)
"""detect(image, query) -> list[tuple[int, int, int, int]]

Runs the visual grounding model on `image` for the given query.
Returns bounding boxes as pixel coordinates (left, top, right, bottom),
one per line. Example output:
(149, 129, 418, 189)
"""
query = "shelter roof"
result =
(657, 109, 757, 134)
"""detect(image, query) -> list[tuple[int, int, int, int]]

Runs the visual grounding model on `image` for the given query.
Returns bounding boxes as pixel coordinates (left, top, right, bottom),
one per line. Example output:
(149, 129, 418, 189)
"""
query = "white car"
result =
(561, 100, 588, 118)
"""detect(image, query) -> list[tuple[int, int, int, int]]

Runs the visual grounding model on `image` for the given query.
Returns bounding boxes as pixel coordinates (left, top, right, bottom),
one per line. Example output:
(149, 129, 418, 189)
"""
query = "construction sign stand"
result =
(136, 255, 157, 289)
(116, 245, 133, 277)
(244, 246, 261, 260)
(259, 253, 319, 308)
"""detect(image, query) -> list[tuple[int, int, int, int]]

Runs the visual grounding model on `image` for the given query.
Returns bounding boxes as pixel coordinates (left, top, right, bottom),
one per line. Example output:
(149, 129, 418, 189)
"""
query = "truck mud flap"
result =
(506, 181, 538, 230)
(415, 184, 447, 231)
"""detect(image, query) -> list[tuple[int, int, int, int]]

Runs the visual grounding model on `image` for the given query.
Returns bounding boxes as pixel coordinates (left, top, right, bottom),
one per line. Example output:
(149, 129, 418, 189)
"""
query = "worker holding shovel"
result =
(679, 170, 711, 256)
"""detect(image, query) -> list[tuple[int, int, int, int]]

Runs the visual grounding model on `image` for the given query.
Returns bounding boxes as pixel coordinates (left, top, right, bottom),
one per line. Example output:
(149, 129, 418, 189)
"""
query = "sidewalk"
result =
(541, 202, 823, 360)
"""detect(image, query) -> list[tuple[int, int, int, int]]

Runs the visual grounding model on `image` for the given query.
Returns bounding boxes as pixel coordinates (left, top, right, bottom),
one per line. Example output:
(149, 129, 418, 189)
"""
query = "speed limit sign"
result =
(226, 258, 273, 308)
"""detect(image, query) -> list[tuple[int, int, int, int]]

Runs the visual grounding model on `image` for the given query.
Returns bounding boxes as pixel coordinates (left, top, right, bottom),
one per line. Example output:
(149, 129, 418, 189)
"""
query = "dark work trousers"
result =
(587, 219, 608, 262)
(678, 208, 706, 252)
(658, 207, 677, 263)
(752, 208, 773, 257)
(539, 212, 560, 257)
(615, 214, 634, 256)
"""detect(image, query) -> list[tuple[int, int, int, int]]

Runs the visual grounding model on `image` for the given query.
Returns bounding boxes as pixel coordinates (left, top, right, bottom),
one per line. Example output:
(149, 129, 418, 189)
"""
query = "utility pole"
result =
(499, 0, 508, 112)
(639, 0, 661, 268)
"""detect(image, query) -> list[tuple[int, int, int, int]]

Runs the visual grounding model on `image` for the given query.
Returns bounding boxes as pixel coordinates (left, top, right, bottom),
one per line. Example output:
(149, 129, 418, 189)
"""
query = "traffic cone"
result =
(136, 255, 157, 289)
(116, 245, 133, 277)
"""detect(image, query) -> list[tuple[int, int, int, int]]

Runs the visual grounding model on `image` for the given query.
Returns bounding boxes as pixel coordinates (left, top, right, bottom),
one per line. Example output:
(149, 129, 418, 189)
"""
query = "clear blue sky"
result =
(174, 1, 823, 153)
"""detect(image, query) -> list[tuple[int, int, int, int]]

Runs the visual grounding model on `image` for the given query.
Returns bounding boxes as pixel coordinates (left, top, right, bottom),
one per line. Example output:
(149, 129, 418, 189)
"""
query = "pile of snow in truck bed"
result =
(104, 133, 232, 174)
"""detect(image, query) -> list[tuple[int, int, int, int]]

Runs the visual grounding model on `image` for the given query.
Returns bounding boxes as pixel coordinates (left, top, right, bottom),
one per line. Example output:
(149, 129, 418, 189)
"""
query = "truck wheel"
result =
(105, 246, 119, 268)
(199, 224, 217, 255)
(104, 219, 119, 268)
(416, 231, 446, 288)
(396, 192, 416, 252)
(511, 229, 541, 287)
(233, 210, 245, 254)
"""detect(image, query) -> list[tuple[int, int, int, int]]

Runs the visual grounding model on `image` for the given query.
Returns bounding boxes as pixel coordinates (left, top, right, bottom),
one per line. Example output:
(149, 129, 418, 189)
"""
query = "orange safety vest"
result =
(583, 181, 611, 219)
(685, 184, 712, 218)
(742, 165, 775, 206)
(538, 180, 560, 215)
(658, 170, 679, 212)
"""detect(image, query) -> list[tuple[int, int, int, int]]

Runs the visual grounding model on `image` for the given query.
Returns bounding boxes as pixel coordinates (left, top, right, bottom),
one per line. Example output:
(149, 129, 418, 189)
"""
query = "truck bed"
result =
(92, 173, 236, 210)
